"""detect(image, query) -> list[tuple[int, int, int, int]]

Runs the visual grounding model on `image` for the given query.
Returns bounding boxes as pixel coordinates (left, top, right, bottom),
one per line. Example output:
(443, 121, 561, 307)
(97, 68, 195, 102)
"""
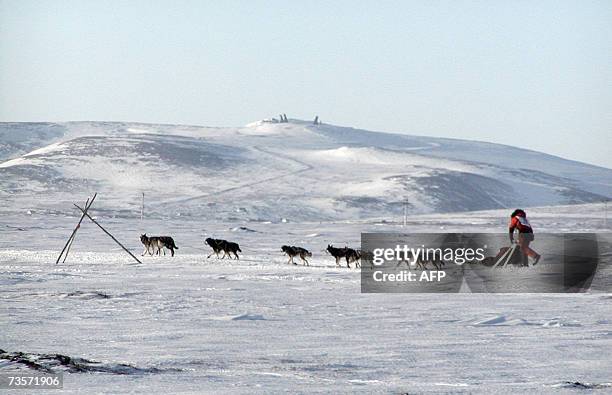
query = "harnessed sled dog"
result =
(396, 250, 446, 270)
(140, 234, 179, 257)
(326, 244, 361, 268)
(205, 237, 241, 259)
(281, 245, 312, 266)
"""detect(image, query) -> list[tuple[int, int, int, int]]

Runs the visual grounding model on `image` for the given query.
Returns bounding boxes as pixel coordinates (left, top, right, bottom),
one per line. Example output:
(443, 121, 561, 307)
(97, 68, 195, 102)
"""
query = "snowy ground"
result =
(1, 206, 611, 393)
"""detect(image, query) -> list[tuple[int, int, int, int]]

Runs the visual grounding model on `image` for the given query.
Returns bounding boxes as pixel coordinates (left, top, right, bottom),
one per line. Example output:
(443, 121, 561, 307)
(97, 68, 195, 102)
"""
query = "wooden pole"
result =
(56, 194, 97, 264)
(57, 196, 89, 264)
(62, 238, 75, 263)
(62, 198, 89, 263)
(62, 196, 95, 263)
(73, 203, 142, 264)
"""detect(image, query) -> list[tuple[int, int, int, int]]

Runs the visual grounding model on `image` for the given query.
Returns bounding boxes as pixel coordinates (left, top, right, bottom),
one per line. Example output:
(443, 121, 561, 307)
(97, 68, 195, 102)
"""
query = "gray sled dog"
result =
(140, 234, 179, 257)
(281, 245, 312, 265)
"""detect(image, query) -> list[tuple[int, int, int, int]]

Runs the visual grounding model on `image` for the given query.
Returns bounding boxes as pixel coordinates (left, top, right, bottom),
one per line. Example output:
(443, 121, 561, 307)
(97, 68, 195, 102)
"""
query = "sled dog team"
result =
(140, 234, 365, 268)
(140, 209, 539, 268)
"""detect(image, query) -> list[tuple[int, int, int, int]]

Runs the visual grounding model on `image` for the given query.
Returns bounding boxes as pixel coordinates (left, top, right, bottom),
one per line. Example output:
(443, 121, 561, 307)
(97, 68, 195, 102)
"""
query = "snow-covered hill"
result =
(1, 120, 610, 220)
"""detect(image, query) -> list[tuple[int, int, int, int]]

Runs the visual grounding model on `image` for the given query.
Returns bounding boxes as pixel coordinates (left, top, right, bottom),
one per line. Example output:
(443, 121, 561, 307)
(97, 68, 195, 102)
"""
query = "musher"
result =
(509, 209, 541, 266)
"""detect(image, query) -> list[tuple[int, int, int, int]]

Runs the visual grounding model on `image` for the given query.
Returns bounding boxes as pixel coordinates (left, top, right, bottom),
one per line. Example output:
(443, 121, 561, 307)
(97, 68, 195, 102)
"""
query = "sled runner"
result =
(492, 243, 529, 268)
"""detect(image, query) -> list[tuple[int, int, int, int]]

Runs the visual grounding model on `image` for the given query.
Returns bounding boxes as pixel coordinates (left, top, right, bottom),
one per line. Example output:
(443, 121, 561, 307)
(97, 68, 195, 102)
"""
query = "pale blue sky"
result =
(1, 0, 610, 167)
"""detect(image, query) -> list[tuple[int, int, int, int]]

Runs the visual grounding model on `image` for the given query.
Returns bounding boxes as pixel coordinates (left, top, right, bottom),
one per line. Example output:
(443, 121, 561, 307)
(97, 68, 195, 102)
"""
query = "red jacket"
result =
(509, 213, 533, 234)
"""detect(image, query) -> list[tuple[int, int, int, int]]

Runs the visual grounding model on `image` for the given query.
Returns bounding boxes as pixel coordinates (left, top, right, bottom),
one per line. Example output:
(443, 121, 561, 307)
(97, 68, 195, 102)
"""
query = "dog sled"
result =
(485, 243, 531, 268)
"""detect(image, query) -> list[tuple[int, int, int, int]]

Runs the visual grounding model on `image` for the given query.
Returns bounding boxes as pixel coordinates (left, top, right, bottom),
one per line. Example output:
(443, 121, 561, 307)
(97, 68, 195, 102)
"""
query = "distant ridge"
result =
(0, 120, 610, 220)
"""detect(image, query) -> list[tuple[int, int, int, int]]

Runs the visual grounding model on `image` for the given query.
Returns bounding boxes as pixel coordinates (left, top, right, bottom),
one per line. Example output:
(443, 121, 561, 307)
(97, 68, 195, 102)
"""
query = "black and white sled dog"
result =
(204, 238, 224, 258)
(205, 237, 241, 259)
(140, 234, 179, 257)
(326, 244, 361, 268)
(281, 245, 312, 266)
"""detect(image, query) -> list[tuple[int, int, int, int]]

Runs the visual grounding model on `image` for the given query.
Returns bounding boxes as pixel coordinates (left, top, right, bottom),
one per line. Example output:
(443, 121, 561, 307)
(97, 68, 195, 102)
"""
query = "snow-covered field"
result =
(1, 206, 611, 393)
(1, 120, 612, 393)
